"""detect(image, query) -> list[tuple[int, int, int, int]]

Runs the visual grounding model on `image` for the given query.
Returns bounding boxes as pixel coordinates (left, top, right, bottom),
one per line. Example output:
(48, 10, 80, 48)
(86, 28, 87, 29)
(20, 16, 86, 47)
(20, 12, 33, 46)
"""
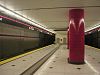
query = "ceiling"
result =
(0, 0, 100, 35)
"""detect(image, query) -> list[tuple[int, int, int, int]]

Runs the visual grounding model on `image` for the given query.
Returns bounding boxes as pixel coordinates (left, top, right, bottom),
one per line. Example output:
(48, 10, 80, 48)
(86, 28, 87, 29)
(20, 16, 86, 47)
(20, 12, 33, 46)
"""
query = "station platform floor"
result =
(34, 45, 100, 75)
(0, 44, 59, 75)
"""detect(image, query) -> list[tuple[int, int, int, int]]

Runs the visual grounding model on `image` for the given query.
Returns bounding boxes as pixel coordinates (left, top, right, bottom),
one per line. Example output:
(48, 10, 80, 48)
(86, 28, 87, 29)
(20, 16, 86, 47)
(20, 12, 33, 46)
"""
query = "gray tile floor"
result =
(34, 45, 100, 75)
(0, 44, 59, 75)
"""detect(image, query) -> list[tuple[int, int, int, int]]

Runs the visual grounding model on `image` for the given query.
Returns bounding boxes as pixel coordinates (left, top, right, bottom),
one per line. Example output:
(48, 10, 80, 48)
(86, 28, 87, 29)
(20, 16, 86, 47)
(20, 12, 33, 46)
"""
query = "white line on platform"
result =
(85, 60, 99, 75)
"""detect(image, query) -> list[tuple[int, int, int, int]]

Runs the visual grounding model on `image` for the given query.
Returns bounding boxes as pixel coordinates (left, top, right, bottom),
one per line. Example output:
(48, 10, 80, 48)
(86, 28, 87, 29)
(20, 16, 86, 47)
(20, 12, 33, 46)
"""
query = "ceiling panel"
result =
(45, 22, 67, 29)
(85, 7, 100, 21)
(0, 0, 100, 35)
(16, 9, 68, 29)
(4, 0, 100, 10)
(4, 0, 84, 10)
(20, 9, 67, 21)
(56, 31, 67, 35)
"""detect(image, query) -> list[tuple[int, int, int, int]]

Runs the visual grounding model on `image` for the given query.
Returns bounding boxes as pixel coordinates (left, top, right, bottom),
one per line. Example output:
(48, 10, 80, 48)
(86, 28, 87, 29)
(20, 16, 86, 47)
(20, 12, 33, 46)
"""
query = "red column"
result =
(69, 9, 85, 64)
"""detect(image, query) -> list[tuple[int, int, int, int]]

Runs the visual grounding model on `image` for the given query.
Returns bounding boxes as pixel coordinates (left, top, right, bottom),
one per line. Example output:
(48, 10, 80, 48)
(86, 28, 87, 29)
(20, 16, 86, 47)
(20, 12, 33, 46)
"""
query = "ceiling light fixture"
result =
(0, 5, 55, 33)
(85, 24, 100, 32)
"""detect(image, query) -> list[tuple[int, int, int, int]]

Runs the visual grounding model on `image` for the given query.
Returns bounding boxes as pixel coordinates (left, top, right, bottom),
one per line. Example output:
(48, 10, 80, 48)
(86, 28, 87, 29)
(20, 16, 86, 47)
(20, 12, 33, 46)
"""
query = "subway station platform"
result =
(0, 44, 100, 75)
(0, 1, 100, 75)
(0, 44, 59, 75)
(34, 45, 100, 75)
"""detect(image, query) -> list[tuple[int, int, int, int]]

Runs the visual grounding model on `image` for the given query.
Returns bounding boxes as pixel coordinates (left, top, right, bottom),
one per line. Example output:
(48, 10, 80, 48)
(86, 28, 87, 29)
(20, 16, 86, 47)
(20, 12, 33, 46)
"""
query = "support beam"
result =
(68, 9, 85, 64)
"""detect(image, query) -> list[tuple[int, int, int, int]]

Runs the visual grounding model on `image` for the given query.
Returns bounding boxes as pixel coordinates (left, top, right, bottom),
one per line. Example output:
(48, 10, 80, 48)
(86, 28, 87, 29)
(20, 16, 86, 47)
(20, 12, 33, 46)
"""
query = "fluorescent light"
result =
(0, 5, 55, 33)
(85, 24, 100, 32)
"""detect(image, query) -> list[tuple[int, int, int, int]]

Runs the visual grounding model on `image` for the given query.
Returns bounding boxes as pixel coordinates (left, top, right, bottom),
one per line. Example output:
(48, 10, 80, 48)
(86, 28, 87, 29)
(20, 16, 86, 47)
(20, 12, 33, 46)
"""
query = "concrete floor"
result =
(0, 44, 59, 75)
(34, 45, 100, 75)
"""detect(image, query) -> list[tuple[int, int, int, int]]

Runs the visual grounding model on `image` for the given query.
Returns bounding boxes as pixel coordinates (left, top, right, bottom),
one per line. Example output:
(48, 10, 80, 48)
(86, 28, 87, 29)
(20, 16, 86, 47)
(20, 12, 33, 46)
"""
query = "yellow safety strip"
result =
(0, 44, 54, 65)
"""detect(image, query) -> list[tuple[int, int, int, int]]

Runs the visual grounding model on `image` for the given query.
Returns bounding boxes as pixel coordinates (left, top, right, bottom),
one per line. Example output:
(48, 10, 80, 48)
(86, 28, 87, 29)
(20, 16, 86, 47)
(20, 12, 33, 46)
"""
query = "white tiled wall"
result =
(55, 34, 67, 44)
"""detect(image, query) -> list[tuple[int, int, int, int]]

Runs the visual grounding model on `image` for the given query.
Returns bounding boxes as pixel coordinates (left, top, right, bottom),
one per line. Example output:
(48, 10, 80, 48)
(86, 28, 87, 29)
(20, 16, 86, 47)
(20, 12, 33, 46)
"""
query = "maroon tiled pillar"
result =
(68, 9, 85, 64)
